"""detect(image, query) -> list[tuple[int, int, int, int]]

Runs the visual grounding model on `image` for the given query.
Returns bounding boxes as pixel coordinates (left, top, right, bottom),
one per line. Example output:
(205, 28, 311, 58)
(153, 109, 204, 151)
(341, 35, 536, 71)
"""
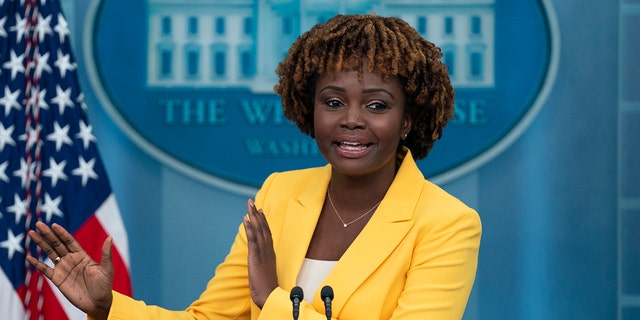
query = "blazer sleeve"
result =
(101, 173, 283, 320)
(103, 219, 254, 320)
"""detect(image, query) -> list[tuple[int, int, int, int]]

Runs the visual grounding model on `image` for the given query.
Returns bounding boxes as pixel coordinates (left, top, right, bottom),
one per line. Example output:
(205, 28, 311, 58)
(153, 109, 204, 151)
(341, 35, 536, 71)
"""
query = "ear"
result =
(401, 115, 412, 140)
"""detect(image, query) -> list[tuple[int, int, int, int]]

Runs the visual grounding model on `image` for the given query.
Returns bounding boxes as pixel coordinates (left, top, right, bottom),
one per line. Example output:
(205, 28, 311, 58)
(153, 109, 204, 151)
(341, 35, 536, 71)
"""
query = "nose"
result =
(342, 105, 365, 129)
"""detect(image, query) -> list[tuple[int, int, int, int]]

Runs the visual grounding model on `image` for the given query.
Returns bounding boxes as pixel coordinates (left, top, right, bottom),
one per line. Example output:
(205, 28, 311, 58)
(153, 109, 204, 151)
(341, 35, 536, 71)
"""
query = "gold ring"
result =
(53, 256, 61, 264)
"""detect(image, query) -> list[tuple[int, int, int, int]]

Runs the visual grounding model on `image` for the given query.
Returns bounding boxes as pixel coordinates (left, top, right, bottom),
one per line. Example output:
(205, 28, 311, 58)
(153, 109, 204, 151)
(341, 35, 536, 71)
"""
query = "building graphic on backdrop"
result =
(146, 0, 495, 92)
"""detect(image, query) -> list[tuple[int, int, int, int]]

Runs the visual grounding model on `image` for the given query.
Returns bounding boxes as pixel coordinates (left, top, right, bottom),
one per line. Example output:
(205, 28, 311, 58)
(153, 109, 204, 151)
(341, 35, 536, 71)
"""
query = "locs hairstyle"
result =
(274, 14, 455, 160)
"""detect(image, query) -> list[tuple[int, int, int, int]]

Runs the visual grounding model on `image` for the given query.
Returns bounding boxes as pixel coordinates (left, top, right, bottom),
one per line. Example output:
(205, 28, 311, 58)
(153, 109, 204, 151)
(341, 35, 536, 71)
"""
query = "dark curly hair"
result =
(274, 13, 455, 160)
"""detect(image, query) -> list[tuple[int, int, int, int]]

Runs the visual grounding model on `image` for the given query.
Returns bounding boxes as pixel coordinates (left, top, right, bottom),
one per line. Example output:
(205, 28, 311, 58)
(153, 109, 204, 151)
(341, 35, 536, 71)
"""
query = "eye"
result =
(325, 99, 343, 108)
(366, 101, 388, 112)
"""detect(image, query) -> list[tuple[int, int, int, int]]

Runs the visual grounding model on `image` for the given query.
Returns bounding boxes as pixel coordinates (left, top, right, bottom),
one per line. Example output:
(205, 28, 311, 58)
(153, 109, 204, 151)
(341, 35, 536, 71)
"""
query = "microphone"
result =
(290, 286, 304, 320)
(321, 285, 334, 320)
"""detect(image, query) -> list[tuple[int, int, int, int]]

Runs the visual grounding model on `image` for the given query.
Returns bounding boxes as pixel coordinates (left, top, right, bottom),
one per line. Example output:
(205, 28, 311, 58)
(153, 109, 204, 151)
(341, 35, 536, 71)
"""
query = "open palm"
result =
(26, 222, 114, 320)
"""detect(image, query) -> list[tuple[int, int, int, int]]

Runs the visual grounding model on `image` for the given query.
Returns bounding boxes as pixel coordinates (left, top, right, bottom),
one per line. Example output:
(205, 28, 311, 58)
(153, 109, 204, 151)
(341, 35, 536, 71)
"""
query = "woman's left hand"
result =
(243, 199, 278, 308)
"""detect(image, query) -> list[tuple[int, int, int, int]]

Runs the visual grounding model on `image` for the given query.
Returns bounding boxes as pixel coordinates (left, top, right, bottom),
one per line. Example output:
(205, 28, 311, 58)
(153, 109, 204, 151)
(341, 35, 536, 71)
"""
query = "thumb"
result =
(100, 237, 114, 273)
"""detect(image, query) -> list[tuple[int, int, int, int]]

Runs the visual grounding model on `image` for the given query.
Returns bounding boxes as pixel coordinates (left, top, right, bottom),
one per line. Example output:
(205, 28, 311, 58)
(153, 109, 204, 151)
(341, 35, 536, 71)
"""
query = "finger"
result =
(247, 200, 262, 233)
(247, 199, 268, 232)
(51, 223, 84, 254)
(244, 201, 265, 251)
(245, 199, 262, 230)
(256, 209, 271, 237)
(28, 228, 60, 263)
(243, 208, 257, 243)
(250, 205, 271, 240)
(35, 221, 70, 257)
(26, 255, 54, 280)
(246, 199, 259, 220)
(100, 237, 114, 273)
(247, 199, 269, 243)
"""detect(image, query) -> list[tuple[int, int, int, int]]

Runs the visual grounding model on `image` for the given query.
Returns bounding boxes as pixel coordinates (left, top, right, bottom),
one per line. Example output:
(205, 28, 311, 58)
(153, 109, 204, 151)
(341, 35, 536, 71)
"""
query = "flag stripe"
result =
(96, 194, 130, 268)
(76, 214, 132, 295)
(0, 269, 26, 319)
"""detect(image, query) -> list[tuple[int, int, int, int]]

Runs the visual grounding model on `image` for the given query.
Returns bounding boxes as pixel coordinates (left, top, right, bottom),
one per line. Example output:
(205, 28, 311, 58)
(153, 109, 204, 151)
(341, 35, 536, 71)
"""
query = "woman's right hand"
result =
(26, 221, 114, 320)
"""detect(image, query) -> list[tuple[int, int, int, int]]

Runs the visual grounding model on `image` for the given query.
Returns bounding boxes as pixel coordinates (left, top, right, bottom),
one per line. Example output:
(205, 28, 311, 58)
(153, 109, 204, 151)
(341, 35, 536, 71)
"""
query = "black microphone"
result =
(290, 286, 304, 320)
(321, 285, 334, 320)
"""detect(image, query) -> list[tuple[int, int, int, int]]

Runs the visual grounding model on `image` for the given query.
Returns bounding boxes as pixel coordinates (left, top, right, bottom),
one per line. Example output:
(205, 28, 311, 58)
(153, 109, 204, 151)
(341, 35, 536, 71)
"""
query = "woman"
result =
(28, 13, 481, 319)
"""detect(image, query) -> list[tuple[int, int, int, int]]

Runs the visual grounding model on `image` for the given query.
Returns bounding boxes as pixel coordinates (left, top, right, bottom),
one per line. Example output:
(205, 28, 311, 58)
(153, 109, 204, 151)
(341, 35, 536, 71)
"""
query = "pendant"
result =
(343, 223, 348, 228)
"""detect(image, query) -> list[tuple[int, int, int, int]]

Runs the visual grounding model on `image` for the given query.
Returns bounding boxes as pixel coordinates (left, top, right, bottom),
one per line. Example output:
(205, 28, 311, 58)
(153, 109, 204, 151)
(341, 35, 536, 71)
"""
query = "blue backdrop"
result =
(61, 0, 639, 319)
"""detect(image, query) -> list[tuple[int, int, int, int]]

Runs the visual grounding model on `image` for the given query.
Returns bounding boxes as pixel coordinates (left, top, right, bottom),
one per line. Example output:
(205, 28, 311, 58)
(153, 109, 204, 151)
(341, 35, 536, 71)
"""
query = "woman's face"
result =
(313, 67, 411, 178)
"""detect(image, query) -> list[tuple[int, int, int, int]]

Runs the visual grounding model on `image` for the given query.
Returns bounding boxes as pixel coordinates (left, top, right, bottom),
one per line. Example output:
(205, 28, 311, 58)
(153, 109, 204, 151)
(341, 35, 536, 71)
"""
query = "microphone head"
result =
(290, 286, 304, 301)
(321, 285, 334, 300)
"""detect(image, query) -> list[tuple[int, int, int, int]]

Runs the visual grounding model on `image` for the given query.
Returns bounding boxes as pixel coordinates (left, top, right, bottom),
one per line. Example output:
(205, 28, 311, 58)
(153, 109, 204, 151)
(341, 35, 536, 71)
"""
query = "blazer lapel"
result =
(276, 165, 331, 288)
(317, 153, 425, 313)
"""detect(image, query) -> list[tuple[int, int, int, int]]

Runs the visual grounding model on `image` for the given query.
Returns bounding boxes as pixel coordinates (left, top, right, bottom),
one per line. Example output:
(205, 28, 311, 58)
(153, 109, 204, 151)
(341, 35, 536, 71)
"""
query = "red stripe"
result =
(75, 215, 132, 296)
(37, 278, 70, 320)
(17, 273, 70, 320)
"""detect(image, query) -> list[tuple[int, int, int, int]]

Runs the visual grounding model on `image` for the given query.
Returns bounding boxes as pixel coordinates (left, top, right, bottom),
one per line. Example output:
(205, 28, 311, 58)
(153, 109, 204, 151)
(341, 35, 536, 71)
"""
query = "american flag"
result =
(1, 0, 132, 319)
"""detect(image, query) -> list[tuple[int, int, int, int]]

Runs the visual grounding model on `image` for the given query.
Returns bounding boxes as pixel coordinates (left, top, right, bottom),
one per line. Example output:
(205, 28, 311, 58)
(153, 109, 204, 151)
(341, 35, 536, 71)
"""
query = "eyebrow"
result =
(363, 88, 396, 100)
(318, 86, 396, 100)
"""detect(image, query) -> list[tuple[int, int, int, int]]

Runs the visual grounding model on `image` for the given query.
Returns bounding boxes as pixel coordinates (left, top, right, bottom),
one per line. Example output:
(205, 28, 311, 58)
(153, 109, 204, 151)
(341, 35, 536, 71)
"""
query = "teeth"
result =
(339, 142, 366, 151)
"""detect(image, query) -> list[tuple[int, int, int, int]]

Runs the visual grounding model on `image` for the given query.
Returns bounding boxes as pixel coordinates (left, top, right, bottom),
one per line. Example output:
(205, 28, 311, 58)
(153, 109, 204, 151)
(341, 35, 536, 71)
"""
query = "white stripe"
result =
(95, 194, 131, 268)
(0, 269, 27, 319)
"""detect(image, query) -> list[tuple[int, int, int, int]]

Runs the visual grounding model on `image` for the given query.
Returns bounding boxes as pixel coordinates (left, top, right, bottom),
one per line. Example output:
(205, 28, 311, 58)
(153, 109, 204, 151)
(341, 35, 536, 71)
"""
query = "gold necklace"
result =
(327, 191, 381, 228)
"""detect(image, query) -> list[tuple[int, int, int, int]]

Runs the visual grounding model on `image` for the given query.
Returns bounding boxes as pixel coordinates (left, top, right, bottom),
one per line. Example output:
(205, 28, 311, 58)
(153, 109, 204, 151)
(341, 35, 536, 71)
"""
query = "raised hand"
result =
(243, 199, 278, 309)
(26, 221, 114, 320)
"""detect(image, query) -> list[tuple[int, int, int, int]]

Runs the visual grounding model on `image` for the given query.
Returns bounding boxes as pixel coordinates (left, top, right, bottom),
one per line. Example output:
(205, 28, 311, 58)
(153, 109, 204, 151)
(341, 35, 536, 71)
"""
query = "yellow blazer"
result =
(106, 151, 481, 320)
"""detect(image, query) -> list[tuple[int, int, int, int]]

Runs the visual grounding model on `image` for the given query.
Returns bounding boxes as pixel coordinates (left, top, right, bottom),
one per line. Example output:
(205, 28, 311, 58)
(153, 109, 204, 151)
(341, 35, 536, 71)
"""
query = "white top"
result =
(296, 258, 338, 303)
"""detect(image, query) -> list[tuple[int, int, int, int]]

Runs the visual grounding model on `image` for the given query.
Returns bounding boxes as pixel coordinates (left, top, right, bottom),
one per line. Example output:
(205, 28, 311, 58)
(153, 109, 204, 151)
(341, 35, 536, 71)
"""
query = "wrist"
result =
(89, 291, 113, 320)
